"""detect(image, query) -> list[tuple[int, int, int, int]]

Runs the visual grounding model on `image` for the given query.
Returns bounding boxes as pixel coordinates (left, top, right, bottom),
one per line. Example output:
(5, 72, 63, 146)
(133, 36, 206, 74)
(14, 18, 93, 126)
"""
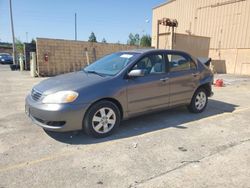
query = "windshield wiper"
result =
(85, 70, 106, 77)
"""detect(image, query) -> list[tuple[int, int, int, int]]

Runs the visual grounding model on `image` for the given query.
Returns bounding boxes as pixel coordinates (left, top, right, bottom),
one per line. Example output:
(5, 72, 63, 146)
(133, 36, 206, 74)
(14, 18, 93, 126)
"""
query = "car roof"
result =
(0, 53, 11, 56)
(121, 48, 189, 55)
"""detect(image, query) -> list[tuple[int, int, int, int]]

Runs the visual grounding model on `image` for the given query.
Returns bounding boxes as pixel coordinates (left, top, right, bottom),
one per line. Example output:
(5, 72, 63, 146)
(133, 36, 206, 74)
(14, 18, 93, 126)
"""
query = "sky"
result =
(0, 0, 166, 44)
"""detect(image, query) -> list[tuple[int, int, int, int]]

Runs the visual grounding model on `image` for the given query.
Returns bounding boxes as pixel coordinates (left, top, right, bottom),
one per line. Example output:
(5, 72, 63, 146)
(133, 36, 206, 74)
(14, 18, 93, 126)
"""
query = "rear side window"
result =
(167, 54, 196, 72)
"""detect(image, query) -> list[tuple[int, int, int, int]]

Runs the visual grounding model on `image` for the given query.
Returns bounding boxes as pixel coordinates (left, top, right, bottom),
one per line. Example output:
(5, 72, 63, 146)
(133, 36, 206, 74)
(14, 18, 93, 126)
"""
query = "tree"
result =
(134, 34, 140, 46)
(31, 38, 36, 44)
(15, 38, 23, 54)
(140, 35, 152, 47)
(127, 33, 140, 46)
(88, 32, 97, 42)
(127, 33, 135, 45)
(102, 38, 107, 43)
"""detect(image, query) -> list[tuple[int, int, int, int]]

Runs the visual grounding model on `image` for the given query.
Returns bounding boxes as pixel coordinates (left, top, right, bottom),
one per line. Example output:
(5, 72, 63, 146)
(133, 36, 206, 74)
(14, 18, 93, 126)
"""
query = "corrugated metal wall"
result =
(152, 0, 250, 49)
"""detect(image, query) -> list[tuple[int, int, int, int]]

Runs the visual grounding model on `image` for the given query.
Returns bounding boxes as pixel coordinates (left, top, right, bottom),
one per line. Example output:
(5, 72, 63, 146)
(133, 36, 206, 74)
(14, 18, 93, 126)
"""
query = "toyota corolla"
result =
(25, 49, 213, 138)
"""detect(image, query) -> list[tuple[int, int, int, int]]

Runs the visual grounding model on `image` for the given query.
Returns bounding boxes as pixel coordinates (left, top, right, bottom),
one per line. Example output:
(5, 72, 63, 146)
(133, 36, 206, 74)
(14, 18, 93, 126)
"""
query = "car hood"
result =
(34, 71, 110, 95)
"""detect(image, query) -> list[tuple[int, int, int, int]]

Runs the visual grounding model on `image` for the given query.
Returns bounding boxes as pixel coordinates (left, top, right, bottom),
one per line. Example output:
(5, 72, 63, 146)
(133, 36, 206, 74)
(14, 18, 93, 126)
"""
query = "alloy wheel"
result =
(92, 107, 116, 134)
(195, 91, 207, 110)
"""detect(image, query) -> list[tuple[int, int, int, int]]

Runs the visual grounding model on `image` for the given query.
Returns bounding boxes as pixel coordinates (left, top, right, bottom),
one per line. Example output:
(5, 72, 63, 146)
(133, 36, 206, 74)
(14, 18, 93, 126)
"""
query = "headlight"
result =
(42, 91, 79, 104)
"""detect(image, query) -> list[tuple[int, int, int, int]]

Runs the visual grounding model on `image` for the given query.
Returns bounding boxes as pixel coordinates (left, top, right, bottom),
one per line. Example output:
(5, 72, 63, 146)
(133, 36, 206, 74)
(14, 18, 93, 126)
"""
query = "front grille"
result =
(31, 88, 43, 101)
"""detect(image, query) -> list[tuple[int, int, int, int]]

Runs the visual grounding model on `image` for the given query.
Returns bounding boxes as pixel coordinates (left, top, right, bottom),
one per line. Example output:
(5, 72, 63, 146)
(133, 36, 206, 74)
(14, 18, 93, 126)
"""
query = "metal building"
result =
(152, 0, 250, 75)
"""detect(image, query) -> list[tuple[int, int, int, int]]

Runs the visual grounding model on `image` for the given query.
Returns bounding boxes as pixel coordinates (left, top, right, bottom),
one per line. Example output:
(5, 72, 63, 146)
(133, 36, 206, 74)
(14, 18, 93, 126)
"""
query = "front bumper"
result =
(1, 60, 13, 64)
(25, 94, 90, 132)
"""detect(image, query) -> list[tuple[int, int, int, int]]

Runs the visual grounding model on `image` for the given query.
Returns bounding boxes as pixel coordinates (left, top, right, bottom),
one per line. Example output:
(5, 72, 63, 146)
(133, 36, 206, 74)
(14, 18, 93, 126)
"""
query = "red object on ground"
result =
(215, 79, 224, 87)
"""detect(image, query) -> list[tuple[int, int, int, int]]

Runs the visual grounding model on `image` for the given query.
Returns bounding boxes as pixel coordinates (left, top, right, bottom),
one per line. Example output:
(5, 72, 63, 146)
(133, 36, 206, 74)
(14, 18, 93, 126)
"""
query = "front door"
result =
(126, 53, 170, 115)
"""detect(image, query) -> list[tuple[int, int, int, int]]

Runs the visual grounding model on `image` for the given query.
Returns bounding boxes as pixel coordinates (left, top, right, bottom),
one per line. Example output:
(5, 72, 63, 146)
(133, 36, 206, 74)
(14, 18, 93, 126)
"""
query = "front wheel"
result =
(83, 100, 121, 138)
(187, 88, 208, 113)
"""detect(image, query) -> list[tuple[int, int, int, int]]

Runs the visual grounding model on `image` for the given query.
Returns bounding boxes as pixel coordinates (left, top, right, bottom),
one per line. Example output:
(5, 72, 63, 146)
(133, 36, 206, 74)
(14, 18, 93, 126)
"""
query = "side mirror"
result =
(128, 69, 145, 78)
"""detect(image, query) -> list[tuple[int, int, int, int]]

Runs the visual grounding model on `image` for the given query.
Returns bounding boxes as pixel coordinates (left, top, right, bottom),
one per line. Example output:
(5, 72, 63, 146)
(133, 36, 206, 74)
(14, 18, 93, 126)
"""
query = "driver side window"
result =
(132, 54, 165, 75)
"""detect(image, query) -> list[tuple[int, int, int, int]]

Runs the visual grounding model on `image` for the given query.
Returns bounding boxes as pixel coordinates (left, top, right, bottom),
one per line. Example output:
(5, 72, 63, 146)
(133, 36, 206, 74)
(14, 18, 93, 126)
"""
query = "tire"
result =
(83, 100, 121, 138)
(187, 88, 208, 113)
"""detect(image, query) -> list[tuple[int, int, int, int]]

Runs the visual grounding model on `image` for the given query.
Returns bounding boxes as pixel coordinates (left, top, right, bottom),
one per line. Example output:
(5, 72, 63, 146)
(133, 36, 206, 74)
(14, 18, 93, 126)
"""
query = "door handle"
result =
(160, 77, 169, 82)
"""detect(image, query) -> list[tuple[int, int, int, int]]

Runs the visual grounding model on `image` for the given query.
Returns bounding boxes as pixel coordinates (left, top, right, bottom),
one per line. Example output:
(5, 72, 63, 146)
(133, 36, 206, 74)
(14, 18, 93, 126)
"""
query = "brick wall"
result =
(36, 38, 139, 76)
(0, 46, 12, 54)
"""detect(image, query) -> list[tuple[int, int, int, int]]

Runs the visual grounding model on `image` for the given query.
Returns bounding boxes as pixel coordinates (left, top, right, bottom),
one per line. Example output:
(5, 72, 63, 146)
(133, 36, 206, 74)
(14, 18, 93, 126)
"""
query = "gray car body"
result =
(25, 49, 213, 132)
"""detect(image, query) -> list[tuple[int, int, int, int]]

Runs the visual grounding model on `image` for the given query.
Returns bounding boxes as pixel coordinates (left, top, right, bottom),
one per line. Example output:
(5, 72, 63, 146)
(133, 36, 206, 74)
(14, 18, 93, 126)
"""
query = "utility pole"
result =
(26, 32, 28, 43)
(9, 0, 16, 65)
(75, 13, 77, 41)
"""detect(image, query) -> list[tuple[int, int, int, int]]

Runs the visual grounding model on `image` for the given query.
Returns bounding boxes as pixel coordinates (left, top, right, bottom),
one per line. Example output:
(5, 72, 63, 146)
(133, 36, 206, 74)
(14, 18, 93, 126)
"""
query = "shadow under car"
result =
(45, 99, 238, 145)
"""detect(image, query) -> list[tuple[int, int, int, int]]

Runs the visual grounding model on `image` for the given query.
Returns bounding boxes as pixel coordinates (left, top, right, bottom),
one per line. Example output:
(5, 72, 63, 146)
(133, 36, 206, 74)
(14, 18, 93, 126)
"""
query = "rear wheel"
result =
(83, 100, 121, 138)
(187, 88, 208, 113)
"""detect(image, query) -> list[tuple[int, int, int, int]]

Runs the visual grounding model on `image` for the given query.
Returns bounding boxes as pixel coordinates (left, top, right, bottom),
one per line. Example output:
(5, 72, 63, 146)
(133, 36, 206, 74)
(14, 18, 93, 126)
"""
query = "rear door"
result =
(166, 52, 199, 106)
(126, 52, 170, 115)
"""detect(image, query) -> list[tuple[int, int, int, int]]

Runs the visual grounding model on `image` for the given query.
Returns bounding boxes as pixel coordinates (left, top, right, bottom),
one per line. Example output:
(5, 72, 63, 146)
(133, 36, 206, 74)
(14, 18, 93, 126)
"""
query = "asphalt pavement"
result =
(0, 64, 250, 188)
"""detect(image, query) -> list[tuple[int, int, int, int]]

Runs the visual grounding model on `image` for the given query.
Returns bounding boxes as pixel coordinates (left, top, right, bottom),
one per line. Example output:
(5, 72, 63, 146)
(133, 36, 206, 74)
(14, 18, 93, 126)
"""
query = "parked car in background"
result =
(25, 49, 214, 138)
(0, 53, 13, 64)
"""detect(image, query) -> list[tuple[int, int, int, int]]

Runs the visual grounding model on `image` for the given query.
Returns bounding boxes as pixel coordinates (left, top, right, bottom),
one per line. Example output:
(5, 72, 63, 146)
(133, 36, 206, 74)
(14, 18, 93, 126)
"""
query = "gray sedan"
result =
(25, 49, 213, 138)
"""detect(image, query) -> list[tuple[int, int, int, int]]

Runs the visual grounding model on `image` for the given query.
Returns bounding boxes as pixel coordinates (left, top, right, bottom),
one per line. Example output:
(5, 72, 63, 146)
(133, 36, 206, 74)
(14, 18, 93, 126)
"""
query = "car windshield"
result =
(0, 54, 11, 58)
(84, 52, 139, 76)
